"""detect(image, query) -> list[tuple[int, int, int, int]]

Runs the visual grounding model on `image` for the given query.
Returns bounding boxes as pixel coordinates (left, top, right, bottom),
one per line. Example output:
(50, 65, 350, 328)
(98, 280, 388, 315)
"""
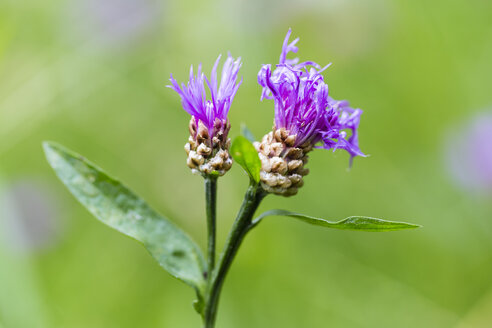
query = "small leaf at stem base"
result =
(230, 136, 261, 183)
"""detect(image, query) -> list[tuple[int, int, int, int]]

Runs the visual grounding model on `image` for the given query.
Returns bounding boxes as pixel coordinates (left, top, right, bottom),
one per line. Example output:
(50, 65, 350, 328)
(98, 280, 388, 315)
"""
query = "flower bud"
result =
(185, 117, 233, 176)
(255, 128, 310, 196)
(169, 53, 242, 178)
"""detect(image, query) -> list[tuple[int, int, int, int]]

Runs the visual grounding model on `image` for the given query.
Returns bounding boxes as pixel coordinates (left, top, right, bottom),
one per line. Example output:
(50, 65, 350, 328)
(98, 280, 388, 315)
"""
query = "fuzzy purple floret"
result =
(169, 54, 242, 134)
(258, 29, 365, 164)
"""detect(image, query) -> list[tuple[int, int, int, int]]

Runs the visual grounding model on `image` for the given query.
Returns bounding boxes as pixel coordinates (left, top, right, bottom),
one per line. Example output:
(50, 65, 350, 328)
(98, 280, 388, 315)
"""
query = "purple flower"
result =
(257, 29, 365, 165)
(66, 0, 160, 50)
(169, 54, 242, 136)
(0, 179, 61, 253)
(445, 112, 492, 193)
(169, 54, 242, 176)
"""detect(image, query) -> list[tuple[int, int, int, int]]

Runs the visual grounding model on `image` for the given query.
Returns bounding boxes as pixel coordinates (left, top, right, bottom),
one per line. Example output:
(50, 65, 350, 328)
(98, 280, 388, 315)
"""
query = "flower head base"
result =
(256, 29, 365, 195)
(185, 116, 232, 175)
(255, 128, 310, 196)
(169, 54, 242, 176)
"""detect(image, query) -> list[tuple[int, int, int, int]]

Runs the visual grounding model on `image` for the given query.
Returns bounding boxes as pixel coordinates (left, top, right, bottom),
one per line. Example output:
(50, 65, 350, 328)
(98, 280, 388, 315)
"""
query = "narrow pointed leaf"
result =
(43, 142, 207, 295)
(240, 123, 256, 143)
(230, 136, 261, 183)
(253, 209, 421, 232)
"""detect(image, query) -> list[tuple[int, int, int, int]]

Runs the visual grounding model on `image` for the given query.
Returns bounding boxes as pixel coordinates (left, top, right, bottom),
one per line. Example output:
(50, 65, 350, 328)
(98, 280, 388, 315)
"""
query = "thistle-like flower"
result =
(445, 111, 492, 193)
(169, 54, 242, 176)
(256, 29, 365, 196)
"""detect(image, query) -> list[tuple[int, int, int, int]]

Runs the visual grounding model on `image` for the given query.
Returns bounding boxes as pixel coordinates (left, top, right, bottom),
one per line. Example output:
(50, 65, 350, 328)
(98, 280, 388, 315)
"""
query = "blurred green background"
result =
(1, 0, 492, 327)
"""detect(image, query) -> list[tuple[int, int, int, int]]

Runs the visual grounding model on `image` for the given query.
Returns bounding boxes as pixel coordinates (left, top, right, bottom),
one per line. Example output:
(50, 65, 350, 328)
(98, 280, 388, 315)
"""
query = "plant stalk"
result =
(203, 183, 265, 328)
(205, 176, 218, 275)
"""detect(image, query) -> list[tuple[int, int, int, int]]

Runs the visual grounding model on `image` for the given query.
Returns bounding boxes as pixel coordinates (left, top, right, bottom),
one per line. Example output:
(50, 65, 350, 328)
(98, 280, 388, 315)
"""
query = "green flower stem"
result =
(205, 176, 218, 275)
(203, 183, 266, 328)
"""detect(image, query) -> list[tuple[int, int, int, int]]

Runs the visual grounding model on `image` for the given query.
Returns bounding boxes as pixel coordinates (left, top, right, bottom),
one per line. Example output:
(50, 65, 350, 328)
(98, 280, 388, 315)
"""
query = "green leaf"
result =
(240, 123, 256, 143)
(43, 142, 207, 295)
(253, 209, 421, 232)
(230, 136, 261, 183)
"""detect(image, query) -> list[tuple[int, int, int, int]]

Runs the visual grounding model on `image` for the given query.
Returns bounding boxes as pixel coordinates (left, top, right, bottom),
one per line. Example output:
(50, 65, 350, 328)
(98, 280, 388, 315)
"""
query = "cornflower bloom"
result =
(256, 29, 365, 195)
(169, 54, 242, 176)
(445, 111, 492, 193)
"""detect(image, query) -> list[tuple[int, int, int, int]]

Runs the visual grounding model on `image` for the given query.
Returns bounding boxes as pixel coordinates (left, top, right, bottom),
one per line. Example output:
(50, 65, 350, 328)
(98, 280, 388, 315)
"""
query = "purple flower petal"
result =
(258, 29, 365, 165)
(169, 54, 242, 134)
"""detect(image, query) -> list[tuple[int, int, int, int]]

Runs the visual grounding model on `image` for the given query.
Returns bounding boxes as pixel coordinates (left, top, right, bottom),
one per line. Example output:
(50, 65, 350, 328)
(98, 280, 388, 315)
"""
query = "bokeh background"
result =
(1, 0, 492, 327)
